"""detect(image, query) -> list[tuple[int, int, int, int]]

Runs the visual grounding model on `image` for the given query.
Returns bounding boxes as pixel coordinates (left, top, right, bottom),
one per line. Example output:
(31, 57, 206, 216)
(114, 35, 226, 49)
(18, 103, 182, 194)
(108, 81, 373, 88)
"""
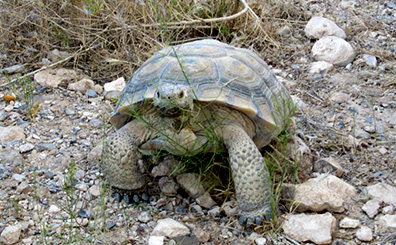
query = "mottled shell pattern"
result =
(110, 39, 292, 147)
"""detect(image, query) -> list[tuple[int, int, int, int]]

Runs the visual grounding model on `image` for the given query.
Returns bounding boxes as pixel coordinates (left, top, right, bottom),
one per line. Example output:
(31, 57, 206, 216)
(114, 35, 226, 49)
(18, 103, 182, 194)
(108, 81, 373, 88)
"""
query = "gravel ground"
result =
(0, 0, 395, 244)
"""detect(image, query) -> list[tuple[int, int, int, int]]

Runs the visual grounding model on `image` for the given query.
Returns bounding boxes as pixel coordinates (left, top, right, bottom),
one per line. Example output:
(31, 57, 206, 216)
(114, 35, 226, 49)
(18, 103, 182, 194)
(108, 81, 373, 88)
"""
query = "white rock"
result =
(305, 16, 346, 39)
(382, 205, 395, 215)
(339, 217, 360, 228)
(19, 143, 34, 154)
(104, 77, 126, 99)
(294, 174, 357, 213)
(49, 205, 61, 214)
(34, 68, 77, 88)
(0, 126, 25, 143)
(255, 237, 267, 245)
(282, 213, 337, 244)
(137, 211, 152, 223)
(309, 61, 334, 74)
(362, 199, 381, 218)
(312, 36, 356, 66)
(148, 236, 164, 245)
(75, 183, 88, 192)
(376, 214, 396, 228)
(355, 226, 373, 242)
(176, 173, 205, 198)
(151, 218, 190, 238)
(196, 193, 216, 209)
(89, 185, 101, 197)
(1, 224, 22, 245)
(366, 183, 396, 205)
(291, 95, 308, 111)
(339, 0, 357, 9)
(222, 201, 237, 217)
(363, 54, 377, 67)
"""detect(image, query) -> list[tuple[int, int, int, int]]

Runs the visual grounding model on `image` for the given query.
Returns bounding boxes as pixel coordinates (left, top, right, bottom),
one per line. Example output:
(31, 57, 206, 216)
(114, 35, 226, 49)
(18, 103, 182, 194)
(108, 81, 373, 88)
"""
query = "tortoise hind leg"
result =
(102, 119, 153, 191)
(222, 124, 273, 226)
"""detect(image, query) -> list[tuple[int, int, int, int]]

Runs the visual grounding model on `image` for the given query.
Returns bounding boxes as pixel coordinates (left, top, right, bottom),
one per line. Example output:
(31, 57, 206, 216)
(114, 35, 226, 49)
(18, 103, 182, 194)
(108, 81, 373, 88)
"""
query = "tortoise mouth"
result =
(159, 107, 181, 117)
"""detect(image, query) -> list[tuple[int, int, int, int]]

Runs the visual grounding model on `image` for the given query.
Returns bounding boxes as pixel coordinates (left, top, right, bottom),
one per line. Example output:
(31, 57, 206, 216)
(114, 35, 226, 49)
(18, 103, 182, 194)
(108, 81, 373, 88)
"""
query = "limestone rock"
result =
(312, 36, 356, 66)
(305, 16, 346, 39)
(151, 218, 190, 238)
(355, 226, 373, 242)
(294, 174, 357, 213)
(104, 77, 126, 99)
(282, 212, 337, 244)
(366, 183, 396, 205)
(0, 126, 25, 143)
(176, 173, 205, 198)
(34, 68, 77, 87)
(148, 236, 164, 245)
(362, 199, 381, 218)
(376, 214, 396, 228)
(1, 224, 22, 245)
(339, 217, 360, 228)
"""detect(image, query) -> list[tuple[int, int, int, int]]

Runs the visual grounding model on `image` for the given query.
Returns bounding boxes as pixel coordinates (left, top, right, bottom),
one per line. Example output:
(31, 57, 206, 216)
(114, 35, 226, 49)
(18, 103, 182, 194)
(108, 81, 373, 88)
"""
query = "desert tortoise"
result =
(103, 39, 293, 225)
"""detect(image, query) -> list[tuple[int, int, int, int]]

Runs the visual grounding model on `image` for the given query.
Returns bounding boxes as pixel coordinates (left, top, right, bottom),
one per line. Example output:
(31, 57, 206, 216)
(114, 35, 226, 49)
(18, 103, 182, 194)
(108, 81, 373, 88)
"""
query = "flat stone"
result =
(329, 92, 349, 103)
(294, 174, 357, 213)
(355, 226, 373, 242)
(87, 144, 103, 162)
(2, 64, 25, 74)
(366, 183, 396, 205)
(193, 227, 210, 243)
(312, 36, 356, 66)
(363, 54, 377, 67)
(0, 126, 25, 143)
(362, 199, 381, 218)
(305, 16, 346, 39)
(282, 212, 336, 244)
(151, 218, 190, 238)
(137, 211, 152, 223)
(34, 68, 77, 88)
(89, 185, 101, 197)
(1, 224, 22, 245)
(151, 156, 175, 177)
(19, 143, 34, 154)
(339, 217, 360, 228)
(49, 205, 61, 214)
(376, 214, 396, 228)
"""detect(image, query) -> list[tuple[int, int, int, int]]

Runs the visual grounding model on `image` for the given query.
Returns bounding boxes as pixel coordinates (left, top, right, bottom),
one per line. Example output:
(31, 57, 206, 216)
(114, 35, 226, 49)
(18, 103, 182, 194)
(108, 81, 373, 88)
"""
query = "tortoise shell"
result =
(110, 39, 292, 147)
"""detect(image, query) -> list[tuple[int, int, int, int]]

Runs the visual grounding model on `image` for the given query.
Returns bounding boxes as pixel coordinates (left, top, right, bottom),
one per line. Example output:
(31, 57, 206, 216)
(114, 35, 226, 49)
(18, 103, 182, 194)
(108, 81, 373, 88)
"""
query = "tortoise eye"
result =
(155, 91, 160, 98)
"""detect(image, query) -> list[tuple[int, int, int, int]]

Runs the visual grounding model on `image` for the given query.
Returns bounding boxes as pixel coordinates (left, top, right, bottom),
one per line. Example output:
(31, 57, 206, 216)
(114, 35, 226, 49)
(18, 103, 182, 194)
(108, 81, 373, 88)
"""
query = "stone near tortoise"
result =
(102, 39, 293, 226)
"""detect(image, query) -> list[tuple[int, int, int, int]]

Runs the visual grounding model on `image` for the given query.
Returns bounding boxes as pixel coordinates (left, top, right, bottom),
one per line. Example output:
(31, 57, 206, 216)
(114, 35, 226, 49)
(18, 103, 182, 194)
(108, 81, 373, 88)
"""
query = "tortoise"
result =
(102, 39, 293, 225)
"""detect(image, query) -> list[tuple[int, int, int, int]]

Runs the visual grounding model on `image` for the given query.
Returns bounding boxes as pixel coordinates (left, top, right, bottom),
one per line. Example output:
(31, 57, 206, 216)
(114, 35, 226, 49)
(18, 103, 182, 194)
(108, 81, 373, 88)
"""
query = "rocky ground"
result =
(0, 0, 395, 244)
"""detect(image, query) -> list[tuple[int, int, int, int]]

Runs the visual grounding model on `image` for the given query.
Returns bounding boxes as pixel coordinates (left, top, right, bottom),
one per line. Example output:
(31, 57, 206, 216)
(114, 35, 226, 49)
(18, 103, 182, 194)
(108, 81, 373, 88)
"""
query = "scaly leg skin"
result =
(102, 119, 153, 191)
(222, 124, 273, 227)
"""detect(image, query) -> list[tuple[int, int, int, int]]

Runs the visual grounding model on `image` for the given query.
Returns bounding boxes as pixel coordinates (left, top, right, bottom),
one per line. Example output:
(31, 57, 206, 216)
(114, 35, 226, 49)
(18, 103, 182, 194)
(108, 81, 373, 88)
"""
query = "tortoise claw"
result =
(238, 216, 247, 225)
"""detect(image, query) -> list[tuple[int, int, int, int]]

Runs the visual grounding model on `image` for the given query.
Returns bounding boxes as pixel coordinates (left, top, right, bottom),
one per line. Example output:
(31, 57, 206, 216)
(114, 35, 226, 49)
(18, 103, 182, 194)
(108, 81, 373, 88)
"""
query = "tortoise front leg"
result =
(102, 119, 154, 191)
(222, 124, 273, 226)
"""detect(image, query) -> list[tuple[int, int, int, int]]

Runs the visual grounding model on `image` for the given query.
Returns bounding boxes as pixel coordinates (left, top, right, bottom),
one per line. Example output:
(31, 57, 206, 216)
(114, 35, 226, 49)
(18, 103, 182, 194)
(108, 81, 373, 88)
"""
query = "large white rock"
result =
(355, 226, 373, 242)
(0, 126, 25, 143)
(34, 68, 77, 88)
(1, 224, 22, 245)
(151, 218, 190, 238)
(312, 36, 356, 66)
(294, 174, 357, 213)
(305, 16, 346, 39)
(282, 213, 337, 244)
(362, 199, 381, 218)
(366, 183, 396, 205)
(103, 77, 126, 99)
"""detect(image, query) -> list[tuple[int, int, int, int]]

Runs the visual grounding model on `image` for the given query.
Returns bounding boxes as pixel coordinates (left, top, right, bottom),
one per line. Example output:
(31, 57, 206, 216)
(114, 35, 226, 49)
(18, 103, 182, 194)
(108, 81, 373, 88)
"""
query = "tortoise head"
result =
(153, 84, 194, 116)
